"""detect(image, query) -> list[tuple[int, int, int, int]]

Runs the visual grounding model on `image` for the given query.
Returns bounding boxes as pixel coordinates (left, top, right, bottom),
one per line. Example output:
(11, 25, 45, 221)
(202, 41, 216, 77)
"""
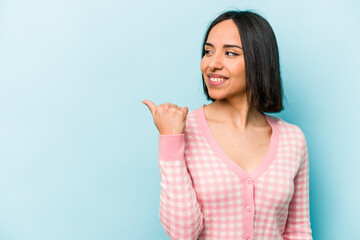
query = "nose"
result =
(208, 53, 223, 71)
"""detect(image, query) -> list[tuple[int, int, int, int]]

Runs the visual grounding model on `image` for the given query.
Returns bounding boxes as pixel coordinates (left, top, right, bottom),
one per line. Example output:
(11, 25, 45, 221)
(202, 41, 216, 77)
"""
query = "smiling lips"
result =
(208, 74, 228, 86)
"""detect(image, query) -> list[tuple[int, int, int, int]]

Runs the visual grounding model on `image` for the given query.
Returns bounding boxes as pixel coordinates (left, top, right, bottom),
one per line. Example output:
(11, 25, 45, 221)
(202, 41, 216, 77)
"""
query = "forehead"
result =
(207, 19, 242, 45)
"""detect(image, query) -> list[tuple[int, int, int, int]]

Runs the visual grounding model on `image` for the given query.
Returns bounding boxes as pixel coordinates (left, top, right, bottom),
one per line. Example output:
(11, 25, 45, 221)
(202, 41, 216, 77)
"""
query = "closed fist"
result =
(142, 100, 188, 135)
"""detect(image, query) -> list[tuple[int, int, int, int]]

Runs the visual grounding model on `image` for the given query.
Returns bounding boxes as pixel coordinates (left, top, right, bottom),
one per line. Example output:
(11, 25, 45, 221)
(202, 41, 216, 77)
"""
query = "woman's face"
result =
(201, 19, 246, 101)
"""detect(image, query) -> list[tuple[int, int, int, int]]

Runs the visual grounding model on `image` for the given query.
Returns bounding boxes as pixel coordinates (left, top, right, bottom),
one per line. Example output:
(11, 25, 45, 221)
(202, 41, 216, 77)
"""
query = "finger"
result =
(141, 100, 156, 117)
(181, 106, 189, 115)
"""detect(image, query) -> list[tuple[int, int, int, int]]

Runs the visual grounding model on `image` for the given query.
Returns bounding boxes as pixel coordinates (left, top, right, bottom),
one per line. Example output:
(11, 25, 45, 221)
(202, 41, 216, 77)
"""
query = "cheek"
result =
(231, 61, 246, 77)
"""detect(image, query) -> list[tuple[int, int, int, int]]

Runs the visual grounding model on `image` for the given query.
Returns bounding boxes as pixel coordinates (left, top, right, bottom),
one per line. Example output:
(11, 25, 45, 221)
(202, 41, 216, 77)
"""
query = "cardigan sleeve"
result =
(283, 132, 313, 240)
(158, 134, 204, 240)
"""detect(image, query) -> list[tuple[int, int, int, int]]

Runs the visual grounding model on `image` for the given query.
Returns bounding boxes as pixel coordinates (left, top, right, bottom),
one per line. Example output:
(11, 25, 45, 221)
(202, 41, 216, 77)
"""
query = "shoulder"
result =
(186, 106, 200, 124)
(266, 114, 307, 145)
(183, 105, 203, 133)
(187, 107, 198, 119)
(185, 105, 204, 122)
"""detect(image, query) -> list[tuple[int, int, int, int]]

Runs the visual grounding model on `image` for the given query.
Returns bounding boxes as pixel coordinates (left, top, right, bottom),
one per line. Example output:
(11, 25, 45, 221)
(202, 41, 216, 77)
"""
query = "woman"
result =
(142, 10, 313, 240)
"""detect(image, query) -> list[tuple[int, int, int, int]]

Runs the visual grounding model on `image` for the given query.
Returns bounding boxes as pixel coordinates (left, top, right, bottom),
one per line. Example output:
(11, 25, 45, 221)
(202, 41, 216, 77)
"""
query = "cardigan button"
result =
(246, 178, 252, 184)
(245, 233, 250, 239)
(246, 207, 252, 212)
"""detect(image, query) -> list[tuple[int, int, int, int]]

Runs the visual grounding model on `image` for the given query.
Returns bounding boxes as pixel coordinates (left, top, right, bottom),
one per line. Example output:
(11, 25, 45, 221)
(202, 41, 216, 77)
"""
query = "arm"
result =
(283, 132, 313, 240)
(158, 134, 204, 240)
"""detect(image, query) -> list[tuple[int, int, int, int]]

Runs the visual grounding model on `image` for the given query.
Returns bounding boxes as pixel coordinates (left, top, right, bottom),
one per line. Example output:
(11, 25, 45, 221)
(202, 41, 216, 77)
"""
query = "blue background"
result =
(0, 0, 359, 239)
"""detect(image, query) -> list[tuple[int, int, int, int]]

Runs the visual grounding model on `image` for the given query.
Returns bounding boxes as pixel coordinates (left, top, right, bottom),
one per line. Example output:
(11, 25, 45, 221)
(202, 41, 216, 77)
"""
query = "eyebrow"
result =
(205, 42, 243, 49)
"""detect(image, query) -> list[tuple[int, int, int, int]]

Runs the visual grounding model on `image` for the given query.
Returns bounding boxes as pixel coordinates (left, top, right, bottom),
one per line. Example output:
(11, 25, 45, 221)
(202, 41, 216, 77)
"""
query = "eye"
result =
(226, 51, 240, 56)
(204, 49, 213, 55)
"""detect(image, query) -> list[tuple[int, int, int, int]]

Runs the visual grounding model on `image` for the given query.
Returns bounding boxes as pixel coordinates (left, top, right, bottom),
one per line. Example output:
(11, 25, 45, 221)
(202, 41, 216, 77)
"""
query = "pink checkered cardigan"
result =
(158, 104, 313, 240)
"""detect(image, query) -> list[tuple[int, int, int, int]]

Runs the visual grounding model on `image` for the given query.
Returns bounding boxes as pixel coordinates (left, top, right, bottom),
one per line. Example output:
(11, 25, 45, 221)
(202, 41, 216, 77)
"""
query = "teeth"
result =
(209, 77, 226, 82)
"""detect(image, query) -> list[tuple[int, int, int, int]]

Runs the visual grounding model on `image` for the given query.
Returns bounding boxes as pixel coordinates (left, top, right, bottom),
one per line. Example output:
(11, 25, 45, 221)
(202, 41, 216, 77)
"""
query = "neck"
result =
(205, 98, 265, 130)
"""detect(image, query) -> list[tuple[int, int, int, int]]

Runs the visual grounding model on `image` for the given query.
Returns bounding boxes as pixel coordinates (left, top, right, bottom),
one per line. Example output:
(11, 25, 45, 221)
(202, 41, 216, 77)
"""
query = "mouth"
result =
(208, 74, 228, 84)
(207, 74, 228, 86)
(209, 77, 227, 83)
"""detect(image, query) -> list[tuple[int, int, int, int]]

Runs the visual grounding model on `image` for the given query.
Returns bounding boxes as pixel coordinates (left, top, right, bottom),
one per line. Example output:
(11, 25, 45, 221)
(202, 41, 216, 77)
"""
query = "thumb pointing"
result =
(141, 100, 156, 117)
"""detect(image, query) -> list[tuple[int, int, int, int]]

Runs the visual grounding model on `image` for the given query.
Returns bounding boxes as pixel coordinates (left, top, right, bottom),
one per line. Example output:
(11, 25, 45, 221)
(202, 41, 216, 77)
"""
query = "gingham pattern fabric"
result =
(158, 104, 312, 240)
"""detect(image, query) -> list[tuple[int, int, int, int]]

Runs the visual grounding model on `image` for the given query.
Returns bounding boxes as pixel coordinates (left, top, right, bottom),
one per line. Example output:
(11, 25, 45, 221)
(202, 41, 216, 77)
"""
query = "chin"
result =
(208, 93, 225, 100)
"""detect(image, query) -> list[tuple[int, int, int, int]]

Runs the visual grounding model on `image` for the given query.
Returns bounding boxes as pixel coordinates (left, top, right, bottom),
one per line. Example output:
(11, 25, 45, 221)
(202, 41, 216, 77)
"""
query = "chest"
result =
(208, 122, 272, 175)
